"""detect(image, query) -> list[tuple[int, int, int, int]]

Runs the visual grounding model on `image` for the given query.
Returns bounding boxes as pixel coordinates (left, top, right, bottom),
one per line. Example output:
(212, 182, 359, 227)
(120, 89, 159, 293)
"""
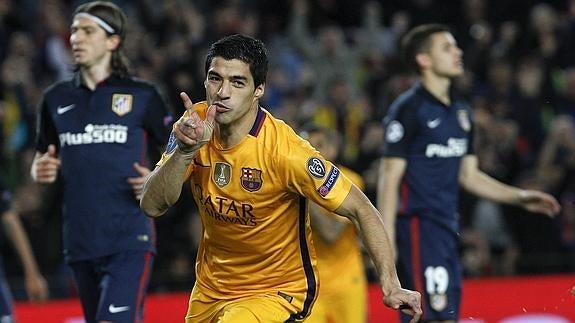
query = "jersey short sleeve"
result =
(278, 135, 353, 213)
(462, 105, 475, 156)
(35, 94, 60, 154)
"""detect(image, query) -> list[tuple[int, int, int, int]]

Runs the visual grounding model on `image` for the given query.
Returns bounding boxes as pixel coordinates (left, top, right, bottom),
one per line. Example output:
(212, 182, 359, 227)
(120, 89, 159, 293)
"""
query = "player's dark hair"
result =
(205, 34, 268, 88)
(73, 1, 129, 78)
(400, 24, 451, 74)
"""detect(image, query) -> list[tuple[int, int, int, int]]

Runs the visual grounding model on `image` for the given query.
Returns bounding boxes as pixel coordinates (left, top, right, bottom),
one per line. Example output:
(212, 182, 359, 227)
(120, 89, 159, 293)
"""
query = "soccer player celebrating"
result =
(141, 34, 422, 322)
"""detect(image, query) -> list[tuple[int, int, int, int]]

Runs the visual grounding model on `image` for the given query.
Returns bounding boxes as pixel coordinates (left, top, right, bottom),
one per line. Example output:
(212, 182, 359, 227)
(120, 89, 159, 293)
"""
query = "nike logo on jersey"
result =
(426, 118, 441, 128)
(57, 104, 76, 115)
(108, 304, 130, 314)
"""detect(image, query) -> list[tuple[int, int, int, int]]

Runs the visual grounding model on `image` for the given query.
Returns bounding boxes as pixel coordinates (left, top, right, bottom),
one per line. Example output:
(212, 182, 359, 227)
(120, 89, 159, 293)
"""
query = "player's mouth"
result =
(72, 48, 85, 56)
(214, 102, 230, 113)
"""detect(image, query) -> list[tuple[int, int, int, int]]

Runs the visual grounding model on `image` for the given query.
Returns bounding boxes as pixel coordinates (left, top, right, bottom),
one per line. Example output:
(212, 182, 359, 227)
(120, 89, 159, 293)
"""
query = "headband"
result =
(75, 12, 115, 34)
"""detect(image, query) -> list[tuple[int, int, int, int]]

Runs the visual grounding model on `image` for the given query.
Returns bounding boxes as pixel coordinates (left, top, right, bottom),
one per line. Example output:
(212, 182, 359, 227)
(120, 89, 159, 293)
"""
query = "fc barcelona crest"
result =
(457, 110, 471, 132)
(213, 162, 232, 188)
(111, 94, 133, 116)
(241, 167, 263, 192)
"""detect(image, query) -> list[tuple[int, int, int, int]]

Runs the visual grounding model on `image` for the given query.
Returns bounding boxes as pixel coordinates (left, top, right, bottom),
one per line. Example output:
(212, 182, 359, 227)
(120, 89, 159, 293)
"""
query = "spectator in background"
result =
(38, 0, 73, 82)
(378, 23, 561, 322)
(29, 2, 172, 322)
(537, 115, 575, 271)
(556, 67, 575, 119)
(1, 31, 40, 170)
(288, 0, 364, 101)
(309, 78, 371, 168)
(510, 56, 548, 166)
(526, 3, 561, 62)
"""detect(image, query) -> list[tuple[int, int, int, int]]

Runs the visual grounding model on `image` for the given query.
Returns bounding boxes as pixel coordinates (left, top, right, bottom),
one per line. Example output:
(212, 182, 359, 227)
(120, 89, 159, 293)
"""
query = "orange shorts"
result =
(185, 284, 297, 323)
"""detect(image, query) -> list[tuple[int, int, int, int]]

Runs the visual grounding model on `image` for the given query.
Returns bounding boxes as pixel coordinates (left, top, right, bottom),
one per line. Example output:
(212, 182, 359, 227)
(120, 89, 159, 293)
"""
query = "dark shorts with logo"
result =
(396, 215, 462, 322)
(70, 250, 154, 323)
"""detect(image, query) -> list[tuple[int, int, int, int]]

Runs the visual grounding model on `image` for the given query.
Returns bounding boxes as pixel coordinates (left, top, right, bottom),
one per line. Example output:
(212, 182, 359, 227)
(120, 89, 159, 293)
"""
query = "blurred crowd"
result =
(1, 0, 575, 299)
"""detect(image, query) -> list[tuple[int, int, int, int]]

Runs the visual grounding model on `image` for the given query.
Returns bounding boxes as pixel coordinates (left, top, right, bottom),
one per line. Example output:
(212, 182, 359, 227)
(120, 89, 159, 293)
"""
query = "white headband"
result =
(75, 12, 115, 34)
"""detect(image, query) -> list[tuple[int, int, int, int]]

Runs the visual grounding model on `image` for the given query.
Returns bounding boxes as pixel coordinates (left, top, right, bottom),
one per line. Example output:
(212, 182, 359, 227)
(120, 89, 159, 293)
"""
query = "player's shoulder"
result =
(42, 78, 76, 98)
(255, 108, 311, 160)
(259, 108, 302, 146)
(388, 84, 425, 115)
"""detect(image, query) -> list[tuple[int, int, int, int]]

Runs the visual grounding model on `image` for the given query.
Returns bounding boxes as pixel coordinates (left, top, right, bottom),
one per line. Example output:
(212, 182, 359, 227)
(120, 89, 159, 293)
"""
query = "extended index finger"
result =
(179, 92, 195, 116)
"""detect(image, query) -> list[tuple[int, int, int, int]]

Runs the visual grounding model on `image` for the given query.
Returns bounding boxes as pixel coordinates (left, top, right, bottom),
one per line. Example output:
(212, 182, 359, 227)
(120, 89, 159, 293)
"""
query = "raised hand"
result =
(31, 144, 61, 183)
(127, 162, 151, 200)
(174, 92, 216, 154)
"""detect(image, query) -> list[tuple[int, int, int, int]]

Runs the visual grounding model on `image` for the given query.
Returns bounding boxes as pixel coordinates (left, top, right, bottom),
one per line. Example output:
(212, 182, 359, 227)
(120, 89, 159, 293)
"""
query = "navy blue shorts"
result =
(70, 250, 154, 323)
(396, 216, 462, 322)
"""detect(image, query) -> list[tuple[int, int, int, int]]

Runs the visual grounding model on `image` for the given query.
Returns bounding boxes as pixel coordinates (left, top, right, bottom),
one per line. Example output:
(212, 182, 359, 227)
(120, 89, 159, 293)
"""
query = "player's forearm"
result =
(379, 189, 399, 248)
(140, 150, 192, 217)
(337, 185, 402, 294)
(356, 204, 402, 295)
(461, 168, 522, 206)
(460, 155, 523, 206)
(377, 158, 403, 246)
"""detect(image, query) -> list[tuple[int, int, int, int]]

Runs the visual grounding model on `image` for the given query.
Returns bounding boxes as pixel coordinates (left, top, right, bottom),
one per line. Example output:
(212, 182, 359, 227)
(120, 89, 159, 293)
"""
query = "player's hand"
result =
(384, 287, 422, 323)
(174, 92, 216, 155)
(31, 144, 61, 183)
(127, 162, 150, 201)
(25, 272, 48, 302)
(518, 190, 561, 217)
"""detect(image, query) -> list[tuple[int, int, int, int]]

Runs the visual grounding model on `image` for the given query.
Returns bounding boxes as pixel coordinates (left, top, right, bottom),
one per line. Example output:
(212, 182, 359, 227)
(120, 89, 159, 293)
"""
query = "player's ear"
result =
(107, 34, 121, 51)
(415, 53, 431, 70)
(253, 83, 265, 101)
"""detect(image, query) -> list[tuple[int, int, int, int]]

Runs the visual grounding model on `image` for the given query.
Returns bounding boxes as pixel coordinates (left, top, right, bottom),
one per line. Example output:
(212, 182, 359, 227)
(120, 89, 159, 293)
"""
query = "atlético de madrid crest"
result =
(241, 167, 263, 192)
(111, 94, 133, 116)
